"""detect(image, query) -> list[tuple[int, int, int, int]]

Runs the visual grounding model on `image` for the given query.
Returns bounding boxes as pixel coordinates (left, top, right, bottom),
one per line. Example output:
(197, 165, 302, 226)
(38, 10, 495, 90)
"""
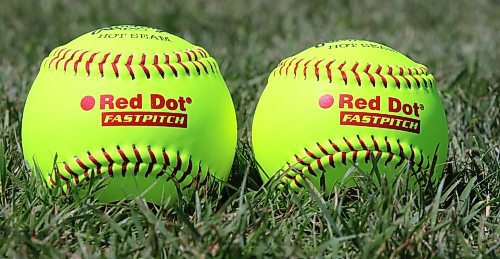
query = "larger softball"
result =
(252, 40, 448, 193)
(22, 25, 237, 205)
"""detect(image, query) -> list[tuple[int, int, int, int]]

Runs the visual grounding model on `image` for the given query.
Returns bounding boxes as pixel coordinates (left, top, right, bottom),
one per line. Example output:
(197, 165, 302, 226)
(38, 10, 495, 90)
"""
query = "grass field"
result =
(0, 0, 499, 257)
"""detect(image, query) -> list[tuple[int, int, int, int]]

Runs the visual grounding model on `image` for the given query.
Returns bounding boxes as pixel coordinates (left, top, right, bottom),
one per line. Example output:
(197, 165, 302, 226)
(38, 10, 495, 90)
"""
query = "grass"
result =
(0, 0, 499, 257)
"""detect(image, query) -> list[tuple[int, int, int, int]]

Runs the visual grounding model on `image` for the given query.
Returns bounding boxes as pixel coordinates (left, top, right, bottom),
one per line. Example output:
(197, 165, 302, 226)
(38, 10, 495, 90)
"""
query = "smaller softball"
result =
(252, 40, 448, 194)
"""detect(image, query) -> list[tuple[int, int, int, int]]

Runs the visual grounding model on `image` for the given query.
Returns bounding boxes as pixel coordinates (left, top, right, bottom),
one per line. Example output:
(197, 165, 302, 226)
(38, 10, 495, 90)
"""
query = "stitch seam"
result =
(274, 58, 434, 89)
(44, 47, 218, 79)
(280, 135, 430, 188)
(49, 145, 212, 193)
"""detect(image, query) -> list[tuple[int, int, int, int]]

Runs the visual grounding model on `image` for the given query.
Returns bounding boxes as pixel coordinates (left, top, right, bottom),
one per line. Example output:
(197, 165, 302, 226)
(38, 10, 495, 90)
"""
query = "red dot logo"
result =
(80, 95, 95, 111)
(319, 94, 334, 109)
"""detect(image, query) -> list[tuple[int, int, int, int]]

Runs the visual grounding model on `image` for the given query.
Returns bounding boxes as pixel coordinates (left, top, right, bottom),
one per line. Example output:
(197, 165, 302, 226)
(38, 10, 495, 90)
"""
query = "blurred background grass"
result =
(0, 0, 498, 257)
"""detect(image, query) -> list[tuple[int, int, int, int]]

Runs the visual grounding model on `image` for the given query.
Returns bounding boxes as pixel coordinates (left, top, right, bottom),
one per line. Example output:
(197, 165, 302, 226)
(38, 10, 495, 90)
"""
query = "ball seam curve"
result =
(41, 47, 218, 80)
(49, 145, 212, 194)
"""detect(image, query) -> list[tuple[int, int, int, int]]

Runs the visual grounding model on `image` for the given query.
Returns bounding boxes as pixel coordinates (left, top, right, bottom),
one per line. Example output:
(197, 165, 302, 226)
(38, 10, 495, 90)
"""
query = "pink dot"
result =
(80, 95, 95, 111)
(319, 94, 334, 109)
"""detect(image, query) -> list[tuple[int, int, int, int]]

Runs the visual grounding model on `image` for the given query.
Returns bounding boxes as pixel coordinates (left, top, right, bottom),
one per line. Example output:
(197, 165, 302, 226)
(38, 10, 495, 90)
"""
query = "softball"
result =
(22, 25, 237, 205)
(252, 40, 448, 193)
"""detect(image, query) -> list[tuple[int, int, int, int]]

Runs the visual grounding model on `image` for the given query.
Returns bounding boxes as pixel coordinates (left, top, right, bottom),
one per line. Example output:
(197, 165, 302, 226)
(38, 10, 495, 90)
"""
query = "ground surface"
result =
(0, 0, 498, 258)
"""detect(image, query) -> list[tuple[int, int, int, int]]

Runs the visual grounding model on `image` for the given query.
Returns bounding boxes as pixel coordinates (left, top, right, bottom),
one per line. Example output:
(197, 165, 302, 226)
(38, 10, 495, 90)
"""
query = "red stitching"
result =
(317, 142, 329, 155)
(357, 135, 367, 150)
(145, 147, 156, 178)
(386, 153, 394, 165)
(303, 59, 312, 79)
(45, 47, 215, 79)
(387, 66, 401, 88)
(165, 54, 178, 77)
(117, 145, 130, 177)
(55, 49, 71, 70)
(175, 53, 190, 75)
(111, 54, 121, 78)
(87, 151, 102, 175)
(294, 154, 307, 166)
(277, 60, 286, 76)
(317, 158, 325, 172)
(50, 177, 57, 187)
(285, 57, 296, 75)
(326, 60, 334, 82)
(273, 57, 431, 89)
(376, 65, 388, 88)
(364, 64, 376, 86)
(197, 48, 208, 58)
(397, 140, 404, 158)
(75, 157, 90, 180)
(338, 61, 347, 85)
(156, 148, 170, 178)
(395, 156, 405, 169)
(409, 145, 415, 164)
(293, 178, 304, 188)
(101, 148, 114, 177)
(63, 162, 79, 184)
(133, 145, 142, 175)
(196, 49, 205, 58)
(385, 137, 392, 153)
(343, 137, 355, 151)
(153, 55, 165, 78)
(306, 164, 316, 176)
(48, 48, 65, 68)
(385, 137, 393, 165)
(284, 164, 305, 188)
(85, 52, 98, 77)
(139, 54, 151, 79)
(352, 150, 358, 163)
(170, 151, 182, 178)
(74, 50, 89, 74)
(54, 167, 70, 189)
(399, 67, 411, 87)
(364, 150, 371, 163)
(293, 58, 304, 78)
(314, 60, 323, 81)
(63, 50, 79, 72)
(329, 139, 341, 152)
(189, 50, 198, 60)
(98, 53, 110, 77)
(394, 139, 406, 168)
(411, 74, 421, 88)
(125, 55, 135, 80)
(185, 51, 201, 75)
(372, 135, 380, 151)
(191, 61, 201, 75)
(178, 157, 192, 183)
(196, 60, 208, 74)
(53, 145, 212, 194)
(328, 155, 335, 167)
(282, 136, 430, 189)
(304, 148, 318, 159)
(162, 148, 170, 167)
(351, 63, 361, 86)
